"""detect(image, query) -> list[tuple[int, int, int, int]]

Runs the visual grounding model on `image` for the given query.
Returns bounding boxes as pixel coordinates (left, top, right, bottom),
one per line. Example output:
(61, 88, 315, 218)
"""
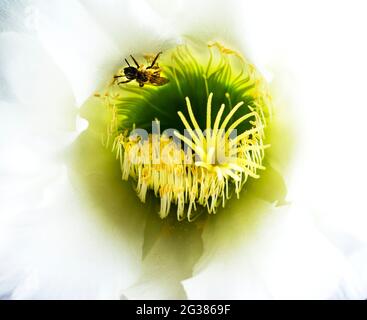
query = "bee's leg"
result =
(130, 55, 140, 68)
(118, 79, 132, 85)
(147, 52, 162, 69)
(114, 75, 126, 84)
(110, 75, 124, 86)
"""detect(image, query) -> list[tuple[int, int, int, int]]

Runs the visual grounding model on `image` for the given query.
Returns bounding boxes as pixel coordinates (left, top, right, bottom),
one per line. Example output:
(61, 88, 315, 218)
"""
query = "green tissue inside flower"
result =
(97, 41, 274, 221)
(105, 42, 271, 135)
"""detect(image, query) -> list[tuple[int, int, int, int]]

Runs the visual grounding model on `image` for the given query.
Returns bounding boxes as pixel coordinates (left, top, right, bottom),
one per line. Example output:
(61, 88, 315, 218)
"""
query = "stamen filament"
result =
(114, 92, 267, 220)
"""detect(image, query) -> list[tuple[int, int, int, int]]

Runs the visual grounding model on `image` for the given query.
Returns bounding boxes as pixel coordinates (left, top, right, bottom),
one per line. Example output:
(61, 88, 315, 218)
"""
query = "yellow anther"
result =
(114, 93, 266, 220)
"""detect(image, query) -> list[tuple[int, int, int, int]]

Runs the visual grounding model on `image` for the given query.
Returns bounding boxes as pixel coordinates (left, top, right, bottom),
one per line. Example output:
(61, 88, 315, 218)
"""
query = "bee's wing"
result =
(152, 77, 170, 86)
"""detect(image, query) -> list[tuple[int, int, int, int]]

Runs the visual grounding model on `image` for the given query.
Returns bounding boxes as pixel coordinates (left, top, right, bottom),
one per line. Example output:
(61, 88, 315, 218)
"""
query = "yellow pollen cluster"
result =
(112, 92, 267, 221)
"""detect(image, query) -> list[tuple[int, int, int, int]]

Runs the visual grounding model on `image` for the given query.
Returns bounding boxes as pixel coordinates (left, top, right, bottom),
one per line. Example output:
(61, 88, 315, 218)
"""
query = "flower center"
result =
(97, 42, 272, 221)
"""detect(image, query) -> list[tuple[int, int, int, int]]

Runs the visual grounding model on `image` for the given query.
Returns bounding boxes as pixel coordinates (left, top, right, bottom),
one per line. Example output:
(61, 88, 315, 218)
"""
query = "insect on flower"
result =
(114, 52, 169, 87)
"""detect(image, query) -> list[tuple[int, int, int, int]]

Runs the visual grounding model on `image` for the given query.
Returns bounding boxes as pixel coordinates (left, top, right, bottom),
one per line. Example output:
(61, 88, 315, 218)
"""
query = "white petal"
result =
(122, 215, 203, 300)
(142, 0, 241, 45)
(226, 0, 367, 297)
(0, 166, 144, 299)
(183, 199, 348, 299)
(0, 0, 29, 32)
(0, 32, 78, 176)
(0, 32, 76, 128)
(28, 0, 121, 105)
(80, 0, 179, 50)
(330, 242, 367, 299)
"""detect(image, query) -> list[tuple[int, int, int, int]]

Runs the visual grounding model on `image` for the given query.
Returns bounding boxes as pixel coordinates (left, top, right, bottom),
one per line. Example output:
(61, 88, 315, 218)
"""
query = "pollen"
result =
(111, 92, 267, 221)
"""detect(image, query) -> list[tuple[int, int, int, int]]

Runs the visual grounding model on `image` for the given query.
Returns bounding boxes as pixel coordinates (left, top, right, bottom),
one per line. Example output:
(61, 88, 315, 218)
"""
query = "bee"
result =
(114, 52, 169, 87)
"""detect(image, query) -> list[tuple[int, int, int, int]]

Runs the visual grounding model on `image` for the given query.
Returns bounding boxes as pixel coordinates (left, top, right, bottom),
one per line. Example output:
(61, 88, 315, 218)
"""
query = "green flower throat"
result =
(96, 41, 273, 221)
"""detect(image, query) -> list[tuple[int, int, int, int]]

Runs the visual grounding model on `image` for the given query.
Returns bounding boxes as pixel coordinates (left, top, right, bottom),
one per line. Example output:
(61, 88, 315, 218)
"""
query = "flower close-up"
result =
(1, 0, 367, 301)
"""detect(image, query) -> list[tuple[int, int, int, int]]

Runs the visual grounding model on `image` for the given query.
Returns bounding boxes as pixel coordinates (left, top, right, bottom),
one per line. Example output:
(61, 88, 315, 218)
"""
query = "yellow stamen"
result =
(114, 93, 267, 220)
